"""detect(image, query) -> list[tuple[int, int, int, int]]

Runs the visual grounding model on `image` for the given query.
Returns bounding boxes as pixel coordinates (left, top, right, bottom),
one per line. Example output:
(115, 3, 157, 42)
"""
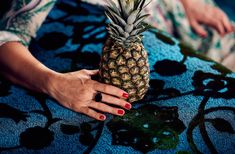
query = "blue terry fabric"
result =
(215, 0, 235, 21)
(0, 0, 234, 154)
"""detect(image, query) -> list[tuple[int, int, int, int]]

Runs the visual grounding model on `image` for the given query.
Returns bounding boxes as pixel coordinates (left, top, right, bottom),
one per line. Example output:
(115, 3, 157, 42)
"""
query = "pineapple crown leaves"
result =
(104, 0, 152, 47)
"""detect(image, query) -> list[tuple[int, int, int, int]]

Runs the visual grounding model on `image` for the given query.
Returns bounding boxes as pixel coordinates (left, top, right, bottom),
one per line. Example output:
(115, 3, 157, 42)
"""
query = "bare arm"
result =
(0, 42, 131, 121)
(0, 0, 131, 121)
(0, 41, 56, 94)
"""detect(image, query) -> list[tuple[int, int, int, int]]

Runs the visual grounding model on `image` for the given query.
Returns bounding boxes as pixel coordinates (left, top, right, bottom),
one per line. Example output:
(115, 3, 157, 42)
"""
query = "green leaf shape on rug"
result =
(176, 150, 192, 154)
(107, 104, 186, 153)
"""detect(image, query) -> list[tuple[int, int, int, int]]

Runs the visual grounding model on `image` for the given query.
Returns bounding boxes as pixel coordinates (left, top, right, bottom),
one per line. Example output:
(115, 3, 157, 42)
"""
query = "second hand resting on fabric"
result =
(180, 0, 234, 37)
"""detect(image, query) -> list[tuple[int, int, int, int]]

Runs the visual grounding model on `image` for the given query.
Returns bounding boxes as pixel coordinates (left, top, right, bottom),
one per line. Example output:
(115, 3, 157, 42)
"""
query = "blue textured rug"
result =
(215, 0, 235, 21)
(0, 0, 235, 154)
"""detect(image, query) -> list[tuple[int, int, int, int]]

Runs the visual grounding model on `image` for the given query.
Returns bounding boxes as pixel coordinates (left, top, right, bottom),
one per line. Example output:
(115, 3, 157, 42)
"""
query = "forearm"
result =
(180, 0, 190, 8)
(0, 42, 58, 94)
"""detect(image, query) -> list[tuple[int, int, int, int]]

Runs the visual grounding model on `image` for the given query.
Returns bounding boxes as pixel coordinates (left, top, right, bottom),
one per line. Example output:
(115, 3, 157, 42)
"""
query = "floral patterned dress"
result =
(145, 0, 235, 64)
(0, 0, 235, 65)
(0, 0, 56, 47)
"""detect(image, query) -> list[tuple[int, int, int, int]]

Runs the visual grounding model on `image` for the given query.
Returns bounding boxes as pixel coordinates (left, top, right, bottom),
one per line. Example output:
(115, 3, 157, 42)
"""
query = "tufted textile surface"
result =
(0, 1, 234, 154)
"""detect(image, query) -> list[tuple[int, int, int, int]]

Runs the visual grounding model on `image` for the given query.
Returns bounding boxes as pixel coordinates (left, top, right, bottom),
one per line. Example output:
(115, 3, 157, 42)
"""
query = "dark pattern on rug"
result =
(0, 0, 234, 154)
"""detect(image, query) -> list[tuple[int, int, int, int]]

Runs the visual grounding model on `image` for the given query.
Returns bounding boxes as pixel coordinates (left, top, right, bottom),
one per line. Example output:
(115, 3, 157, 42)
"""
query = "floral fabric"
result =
(0, 1, 234, 153)
(0, 0, 235, 64)
(83, 0, 235, 63)
(147, 0, 235, 63)
(0, 0, 56, 47)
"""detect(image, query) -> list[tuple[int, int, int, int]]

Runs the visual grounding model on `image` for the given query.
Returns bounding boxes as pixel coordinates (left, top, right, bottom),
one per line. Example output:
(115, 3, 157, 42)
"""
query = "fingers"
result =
(89, 101, 125, 116)
(190, 5, 234, 37)
(86, 69, 99, 76)
(191, 15, 233, 37)
(80, 107, 106, 121)
(204, 8, 224, 35)
(78, 92, 131, 121)
(101, 93, 132, 110)
(215, 22, 225, 36)
(92, 81, 129, 99)
(70, 69, 99, 76)
(221, 14, 234, 33)
(205, 9, 233, 36)
(190, 20, 207, 37)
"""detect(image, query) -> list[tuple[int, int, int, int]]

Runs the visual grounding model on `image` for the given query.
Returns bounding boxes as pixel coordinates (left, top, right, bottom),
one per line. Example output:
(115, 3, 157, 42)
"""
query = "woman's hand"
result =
(48, 69, 131, 121)
(181, 0, 234, 37)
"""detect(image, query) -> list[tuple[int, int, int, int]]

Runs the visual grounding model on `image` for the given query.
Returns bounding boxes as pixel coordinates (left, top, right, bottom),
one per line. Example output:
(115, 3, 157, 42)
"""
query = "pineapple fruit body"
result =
(99, 38, 150, 102)
(99, 0, 152, 102)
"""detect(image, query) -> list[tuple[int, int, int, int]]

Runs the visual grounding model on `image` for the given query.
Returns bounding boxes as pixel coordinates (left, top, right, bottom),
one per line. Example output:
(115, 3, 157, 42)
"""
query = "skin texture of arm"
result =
(0, 41, 55, 93)
(0, 42, 132, 121)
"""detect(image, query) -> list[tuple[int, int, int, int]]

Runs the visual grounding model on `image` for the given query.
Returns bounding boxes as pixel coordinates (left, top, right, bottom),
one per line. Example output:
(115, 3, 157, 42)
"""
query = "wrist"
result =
(180, 0, 190, 7)
(42, 69, 62, 97)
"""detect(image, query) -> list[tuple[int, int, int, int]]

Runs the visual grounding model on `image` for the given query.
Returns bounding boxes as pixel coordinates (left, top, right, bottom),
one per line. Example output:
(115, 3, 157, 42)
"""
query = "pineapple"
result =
(99, 0, 151, 102)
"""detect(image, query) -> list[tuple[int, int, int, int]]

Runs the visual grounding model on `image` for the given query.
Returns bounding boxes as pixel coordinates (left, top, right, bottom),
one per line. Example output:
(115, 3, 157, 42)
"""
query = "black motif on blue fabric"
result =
(56, 51, 101, 70)
(209, 118, 234, 134)
(211, 64, 232, 75)
(187, 96, 235, 154)
(19, 126, 54, 150)
(0, 0, 234, 153)
(192, 70, 235, 99)
(0, 78, 11, 97)
(60, 124, 80, 135)
(154, 60, 187, 76)
(0, 104, 29, 123)
(179, 43, 212, 62)
(79, 133, 94, 146)
(141, 79, 181, 102)
(187, 70, 235, 153)
(38, 32, 69, 50)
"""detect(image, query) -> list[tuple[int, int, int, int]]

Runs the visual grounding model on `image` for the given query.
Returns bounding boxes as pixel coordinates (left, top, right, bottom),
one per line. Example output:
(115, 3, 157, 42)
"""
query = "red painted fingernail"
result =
(125, 103, 132, 110)
(99, 115, 106, 120)
(201, 34, 207, 38)
(122, 93, 129, 98)
(117, 109, 125, 115)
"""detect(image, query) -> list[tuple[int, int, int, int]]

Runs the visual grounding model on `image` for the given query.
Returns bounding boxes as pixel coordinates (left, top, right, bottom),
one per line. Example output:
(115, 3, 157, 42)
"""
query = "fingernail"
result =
(122, 93, 129, 98)
(201, 34, 207, 38)
(117, 109, 125, 115)
(99, 115, 106, 120)
(125, 103, 132, 110)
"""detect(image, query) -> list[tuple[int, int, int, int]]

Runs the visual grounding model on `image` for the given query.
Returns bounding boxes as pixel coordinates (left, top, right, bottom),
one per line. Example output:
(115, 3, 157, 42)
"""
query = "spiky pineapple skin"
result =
(99, 38, 150, 102)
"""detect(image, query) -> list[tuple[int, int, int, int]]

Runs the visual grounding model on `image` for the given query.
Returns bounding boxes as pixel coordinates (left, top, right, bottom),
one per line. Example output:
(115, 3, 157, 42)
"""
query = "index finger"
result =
(221, 15, 234, 33)
(92, 81, 129, 99)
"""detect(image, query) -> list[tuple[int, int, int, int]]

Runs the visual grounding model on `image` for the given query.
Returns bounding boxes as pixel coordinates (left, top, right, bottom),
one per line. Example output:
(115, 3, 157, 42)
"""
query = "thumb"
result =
(70, 69, 99, 76)
(86, 69, 99, 76)
(190, 20, 208, 37)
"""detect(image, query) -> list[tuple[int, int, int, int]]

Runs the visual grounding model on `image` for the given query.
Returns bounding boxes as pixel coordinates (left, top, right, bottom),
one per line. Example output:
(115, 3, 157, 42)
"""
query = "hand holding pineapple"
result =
(0, 0, 152, 122)
(48, 69, 132, 121)
(99, 0, 151, 102)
